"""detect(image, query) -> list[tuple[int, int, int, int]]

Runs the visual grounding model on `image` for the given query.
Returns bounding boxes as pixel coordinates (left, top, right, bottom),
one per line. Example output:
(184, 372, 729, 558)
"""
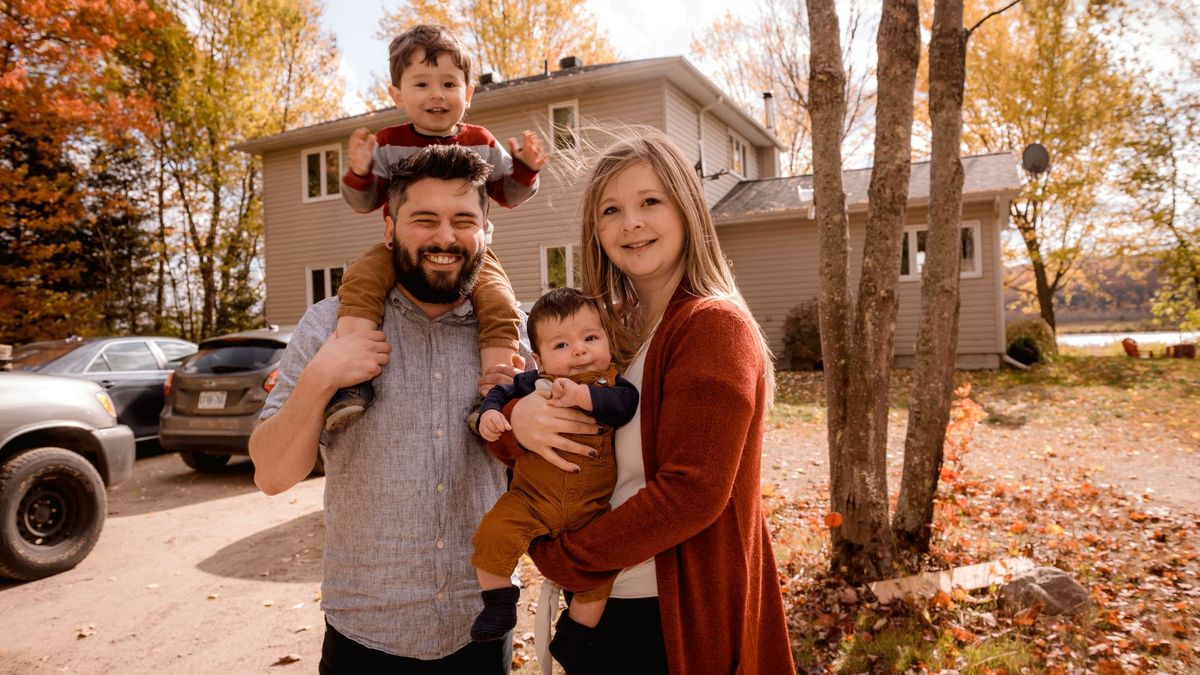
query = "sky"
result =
(323, 0, 753, 114)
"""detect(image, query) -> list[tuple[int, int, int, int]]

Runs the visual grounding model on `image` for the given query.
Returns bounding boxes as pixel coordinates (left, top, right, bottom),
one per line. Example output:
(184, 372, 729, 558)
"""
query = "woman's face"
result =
(595, 162, 686, 292)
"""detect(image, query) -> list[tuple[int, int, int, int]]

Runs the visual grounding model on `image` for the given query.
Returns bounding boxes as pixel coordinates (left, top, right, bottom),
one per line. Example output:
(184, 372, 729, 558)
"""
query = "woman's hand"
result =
(511, 388, 599, 470)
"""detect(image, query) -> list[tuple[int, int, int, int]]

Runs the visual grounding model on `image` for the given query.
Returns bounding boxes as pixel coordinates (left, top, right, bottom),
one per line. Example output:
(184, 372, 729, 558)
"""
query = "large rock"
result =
(999, 567, 1089, 615)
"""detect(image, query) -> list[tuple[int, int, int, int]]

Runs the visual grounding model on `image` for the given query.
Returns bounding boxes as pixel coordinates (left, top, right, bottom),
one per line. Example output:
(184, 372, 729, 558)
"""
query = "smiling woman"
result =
(492, 130, 792, 674)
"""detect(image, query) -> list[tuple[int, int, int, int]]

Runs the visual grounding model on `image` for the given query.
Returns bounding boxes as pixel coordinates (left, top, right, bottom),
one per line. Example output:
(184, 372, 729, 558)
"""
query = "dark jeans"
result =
(563, 594, 668, 675)
(319, 621, 511, 674)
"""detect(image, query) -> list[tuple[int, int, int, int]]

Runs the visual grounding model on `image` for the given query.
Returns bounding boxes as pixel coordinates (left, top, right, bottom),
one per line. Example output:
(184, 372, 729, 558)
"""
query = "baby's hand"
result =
(508, 130, 546, 171)
(348, 127, 377, 176)
(548, 378, 591, 411)
(479, 410, 511, 442)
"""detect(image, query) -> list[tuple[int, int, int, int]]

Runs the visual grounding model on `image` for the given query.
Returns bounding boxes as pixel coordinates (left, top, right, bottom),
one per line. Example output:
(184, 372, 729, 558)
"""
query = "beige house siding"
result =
(663, 84, 757, 207)
(718, 199, 1006, 367)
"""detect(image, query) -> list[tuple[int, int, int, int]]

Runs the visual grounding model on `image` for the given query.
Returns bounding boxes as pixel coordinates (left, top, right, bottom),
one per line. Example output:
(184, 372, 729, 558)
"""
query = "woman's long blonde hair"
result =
(577, 128, 775, 404)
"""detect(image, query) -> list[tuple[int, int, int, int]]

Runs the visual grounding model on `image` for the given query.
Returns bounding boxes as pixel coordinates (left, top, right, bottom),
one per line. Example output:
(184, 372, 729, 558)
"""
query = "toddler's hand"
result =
(348, 127, 377, 176)
(479, 410, 510, 442)
(508, 130, 546, 171)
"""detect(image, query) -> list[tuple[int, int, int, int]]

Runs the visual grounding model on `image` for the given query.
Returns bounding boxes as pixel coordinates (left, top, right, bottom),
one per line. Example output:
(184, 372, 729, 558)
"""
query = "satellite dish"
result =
(1021, 143, 1050, 175)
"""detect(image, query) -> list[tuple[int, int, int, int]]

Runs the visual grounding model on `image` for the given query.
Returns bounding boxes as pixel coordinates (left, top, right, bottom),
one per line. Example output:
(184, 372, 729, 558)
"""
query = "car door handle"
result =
(99, 380, 115, 389)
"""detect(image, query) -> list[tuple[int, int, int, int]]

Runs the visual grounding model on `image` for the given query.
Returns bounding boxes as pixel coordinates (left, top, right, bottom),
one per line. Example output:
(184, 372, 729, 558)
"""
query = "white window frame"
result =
(899, 221, 983, 282)
(305, 264, 346, 305)
(548, 100, 580, 154)
(539, 243, 580, 294)
(301, 143, 343, 203)
(727, 132, 749, 178)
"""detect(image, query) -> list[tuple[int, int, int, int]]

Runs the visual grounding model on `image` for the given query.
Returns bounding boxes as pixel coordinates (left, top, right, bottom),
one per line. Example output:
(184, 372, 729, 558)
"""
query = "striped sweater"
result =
(341, 122, 539, 216)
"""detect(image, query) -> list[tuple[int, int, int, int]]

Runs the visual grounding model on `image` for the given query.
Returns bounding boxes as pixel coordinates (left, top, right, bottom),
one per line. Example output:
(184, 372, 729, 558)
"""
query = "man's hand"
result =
(549, 378, 592, 411)
(348, 127, 377, 177)
(477, 352, 526, 397)
(508, 130, 546, 171)
(478, 410, 510, 442)
(305, 330, 391, 394)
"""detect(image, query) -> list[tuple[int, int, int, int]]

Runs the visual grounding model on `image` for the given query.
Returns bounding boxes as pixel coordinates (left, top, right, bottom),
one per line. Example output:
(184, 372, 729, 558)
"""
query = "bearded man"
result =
(250, 144, 527, 674)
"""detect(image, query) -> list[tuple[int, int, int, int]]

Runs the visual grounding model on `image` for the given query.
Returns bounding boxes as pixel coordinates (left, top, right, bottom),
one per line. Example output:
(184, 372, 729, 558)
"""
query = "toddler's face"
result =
(532, 305, 612, 376)
(389, 49, 473, 136)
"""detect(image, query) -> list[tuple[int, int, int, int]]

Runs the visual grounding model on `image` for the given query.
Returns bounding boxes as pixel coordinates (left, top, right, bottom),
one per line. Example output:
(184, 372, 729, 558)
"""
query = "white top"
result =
(610, 326, 659, 598)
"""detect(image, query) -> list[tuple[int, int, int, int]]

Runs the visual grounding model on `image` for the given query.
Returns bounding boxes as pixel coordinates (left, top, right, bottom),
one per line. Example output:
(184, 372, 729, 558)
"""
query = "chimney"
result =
(479, 72, 502, 86)
(558, 55, 584, 70)
(763, 91, 776, 133)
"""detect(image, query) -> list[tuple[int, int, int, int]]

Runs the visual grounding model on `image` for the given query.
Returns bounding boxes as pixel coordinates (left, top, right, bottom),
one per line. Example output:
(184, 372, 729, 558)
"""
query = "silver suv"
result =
(0, 371, 135, 580)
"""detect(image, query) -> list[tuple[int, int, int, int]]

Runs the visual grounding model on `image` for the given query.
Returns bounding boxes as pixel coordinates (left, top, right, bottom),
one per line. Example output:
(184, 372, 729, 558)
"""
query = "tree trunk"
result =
(808, 0, 920, 583)
(894, 0, 967, 554)
(805, 0, 854, 572)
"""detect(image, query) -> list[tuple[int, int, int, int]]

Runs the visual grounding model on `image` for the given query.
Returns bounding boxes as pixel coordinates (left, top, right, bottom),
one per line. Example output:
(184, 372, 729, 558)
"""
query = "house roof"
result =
(711, 152, 1022, 223)
(235, 56, 783, 154)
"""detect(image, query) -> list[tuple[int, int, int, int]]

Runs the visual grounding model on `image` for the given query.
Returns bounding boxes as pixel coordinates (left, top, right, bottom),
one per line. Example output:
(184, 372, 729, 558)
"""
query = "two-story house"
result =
(236, 56, 1020, 368)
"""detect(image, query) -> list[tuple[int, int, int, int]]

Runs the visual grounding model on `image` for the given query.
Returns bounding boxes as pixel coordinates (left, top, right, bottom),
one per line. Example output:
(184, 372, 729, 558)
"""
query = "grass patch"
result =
(838, 616, 943, 672)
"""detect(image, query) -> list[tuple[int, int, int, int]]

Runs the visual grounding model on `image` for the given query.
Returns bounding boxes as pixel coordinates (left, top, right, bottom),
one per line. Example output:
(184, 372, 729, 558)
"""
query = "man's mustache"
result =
(416, 244, 469, 259)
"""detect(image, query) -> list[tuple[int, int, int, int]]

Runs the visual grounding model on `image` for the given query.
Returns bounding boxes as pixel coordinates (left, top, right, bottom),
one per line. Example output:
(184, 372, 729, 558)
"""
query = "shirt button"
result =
(598, 377, 608, 384)
(435, 428, 445, 438)
(436, 540, 445, 549)
(436, 483, 445, 493)
(434, 371, 443, 381)
(436, 592, 444, 601)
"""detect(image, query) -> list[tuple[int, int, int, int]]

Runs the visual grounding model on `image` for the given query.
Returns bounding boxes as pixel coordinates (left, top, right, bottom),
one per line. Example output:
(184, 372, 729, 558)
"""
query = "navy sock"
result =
(470, 585, 520, 642)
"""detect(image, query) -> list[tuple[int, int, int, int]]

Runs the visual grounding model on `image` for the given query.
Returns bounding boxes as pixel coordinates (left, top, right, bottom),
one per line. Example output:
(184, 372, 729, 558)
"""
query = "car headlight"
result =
(95, 391, 117, 419)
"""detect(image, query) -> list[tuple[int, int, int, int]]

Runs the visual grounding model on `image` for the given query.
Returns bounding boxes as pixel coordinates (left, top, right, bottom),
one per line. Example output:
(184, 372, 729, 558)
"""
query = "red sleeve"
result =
(528, 303, 762, 591)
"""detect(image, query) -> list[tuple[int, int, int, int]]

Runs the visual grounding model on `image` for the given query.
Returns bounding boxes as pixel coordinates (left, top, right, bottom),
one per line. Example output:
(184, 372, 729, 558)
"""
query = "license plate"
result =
(197, 390, 227, 409)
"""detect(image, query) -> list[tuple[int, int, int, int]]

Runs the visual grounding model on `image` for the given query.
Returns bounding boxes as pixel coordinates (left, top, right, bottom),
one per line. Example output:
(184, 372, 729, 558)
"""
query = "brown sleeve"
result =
(336, 243, 395, 324)
(472, 248, 521, 351)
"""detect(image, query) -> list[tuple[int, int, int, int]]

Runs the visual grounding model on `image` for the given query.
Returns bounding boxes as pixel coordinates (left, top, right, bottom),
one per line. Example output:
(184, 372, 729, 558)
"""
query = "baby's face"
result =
(532, 305, 612, 376)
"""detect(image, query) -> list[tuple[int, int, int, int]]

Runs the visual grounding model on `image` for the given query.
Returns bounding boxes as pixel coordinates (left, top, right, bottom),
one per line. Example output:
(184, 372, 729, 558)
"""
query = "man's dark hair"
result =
(388, 24, 472, 87)
(387, 144, 492, 217)
(528, 287, 601, 353)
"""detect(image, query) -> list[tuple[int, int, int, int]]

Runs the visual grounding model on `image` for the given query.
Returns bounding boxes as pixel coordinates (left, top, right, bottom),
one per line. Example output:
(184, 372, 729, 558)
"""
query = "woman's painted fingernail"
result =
(589, 450, 598, 458)
(574, 467, 581, 473)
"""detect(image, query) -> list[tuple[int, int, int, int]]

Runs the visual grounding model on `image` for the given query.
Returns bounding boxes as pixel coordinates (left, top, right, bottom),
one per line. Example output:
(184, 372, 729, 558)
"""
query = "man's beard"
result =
(392, 239, 484, 305)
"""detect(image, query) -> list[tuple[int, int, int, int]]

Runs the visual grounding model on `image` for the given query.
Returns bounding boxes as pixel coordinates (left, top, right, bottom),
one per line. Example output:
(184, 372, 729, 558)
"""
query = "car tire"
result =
(179, 451, 231, 472)
(0, 447, 107, 581)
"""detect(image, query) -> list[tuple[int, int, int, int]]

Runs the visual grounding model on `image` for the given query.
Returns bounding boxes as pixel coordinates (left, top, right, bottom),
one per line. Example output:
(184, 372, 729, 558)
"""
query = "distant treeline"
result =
(1006, 255, 1157, 327)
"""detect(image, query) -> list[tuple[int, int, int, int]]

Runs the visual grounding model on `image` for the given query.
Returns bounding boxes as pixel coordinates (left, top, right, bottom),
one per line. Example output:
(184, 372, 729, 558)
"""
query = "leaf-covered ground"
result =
(512, 356, 1199, 673)
(764, 356, 1200, 673)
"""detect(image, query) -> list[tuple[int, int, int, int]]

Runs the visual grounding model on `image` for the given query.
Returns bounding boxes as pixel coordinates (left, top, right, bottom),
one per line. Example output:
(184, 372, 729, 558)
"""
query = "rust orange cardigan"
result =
(490, 284, 795, 674)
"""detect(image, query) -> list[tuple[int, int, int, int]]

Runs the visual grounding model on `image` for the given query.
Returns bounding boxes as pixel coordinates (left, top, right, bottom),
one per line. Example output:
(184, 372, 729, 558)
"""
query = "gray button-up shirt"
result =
(261, 288, 524, 658)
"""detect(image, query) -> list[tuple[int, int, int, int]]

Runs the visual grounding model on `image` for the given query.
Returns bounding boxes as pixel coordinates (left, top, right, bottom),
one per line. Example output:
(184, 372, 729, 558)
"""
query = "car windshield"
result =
(181, 340, 285, 374)
(12, 341, 88, 371)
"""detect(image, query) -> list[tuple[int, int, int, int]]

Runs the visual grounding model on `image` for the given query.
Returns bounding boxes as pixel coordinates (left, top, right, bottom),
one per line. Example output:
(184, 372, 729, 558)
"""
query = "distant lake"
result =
(1057, 331, 1199, 347)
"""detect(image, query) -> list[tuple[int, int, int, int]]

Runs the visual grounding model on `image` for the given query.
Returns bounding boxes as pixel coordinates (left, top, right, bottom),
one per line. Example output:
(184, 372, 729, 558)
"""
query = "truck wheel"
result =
(179, 451, 231, 472)
(0, 447, 106, 581)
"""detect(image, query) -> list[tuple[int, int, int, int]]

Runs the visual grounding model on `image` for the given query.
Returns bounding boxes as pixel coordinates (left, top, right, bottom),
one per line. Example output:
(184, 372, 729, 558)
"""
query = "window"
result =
(182, 341, 286, 374)
(155, 340, 197, 366)
(89, 341, 159, 372)
(301, 144, 342, 202)
(728, 133, 748, 177)
(308, 265, 345, 304)
(548, 101, 580, 152)
(540, 244, 580, 293)
(899, 222, 983, 281)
